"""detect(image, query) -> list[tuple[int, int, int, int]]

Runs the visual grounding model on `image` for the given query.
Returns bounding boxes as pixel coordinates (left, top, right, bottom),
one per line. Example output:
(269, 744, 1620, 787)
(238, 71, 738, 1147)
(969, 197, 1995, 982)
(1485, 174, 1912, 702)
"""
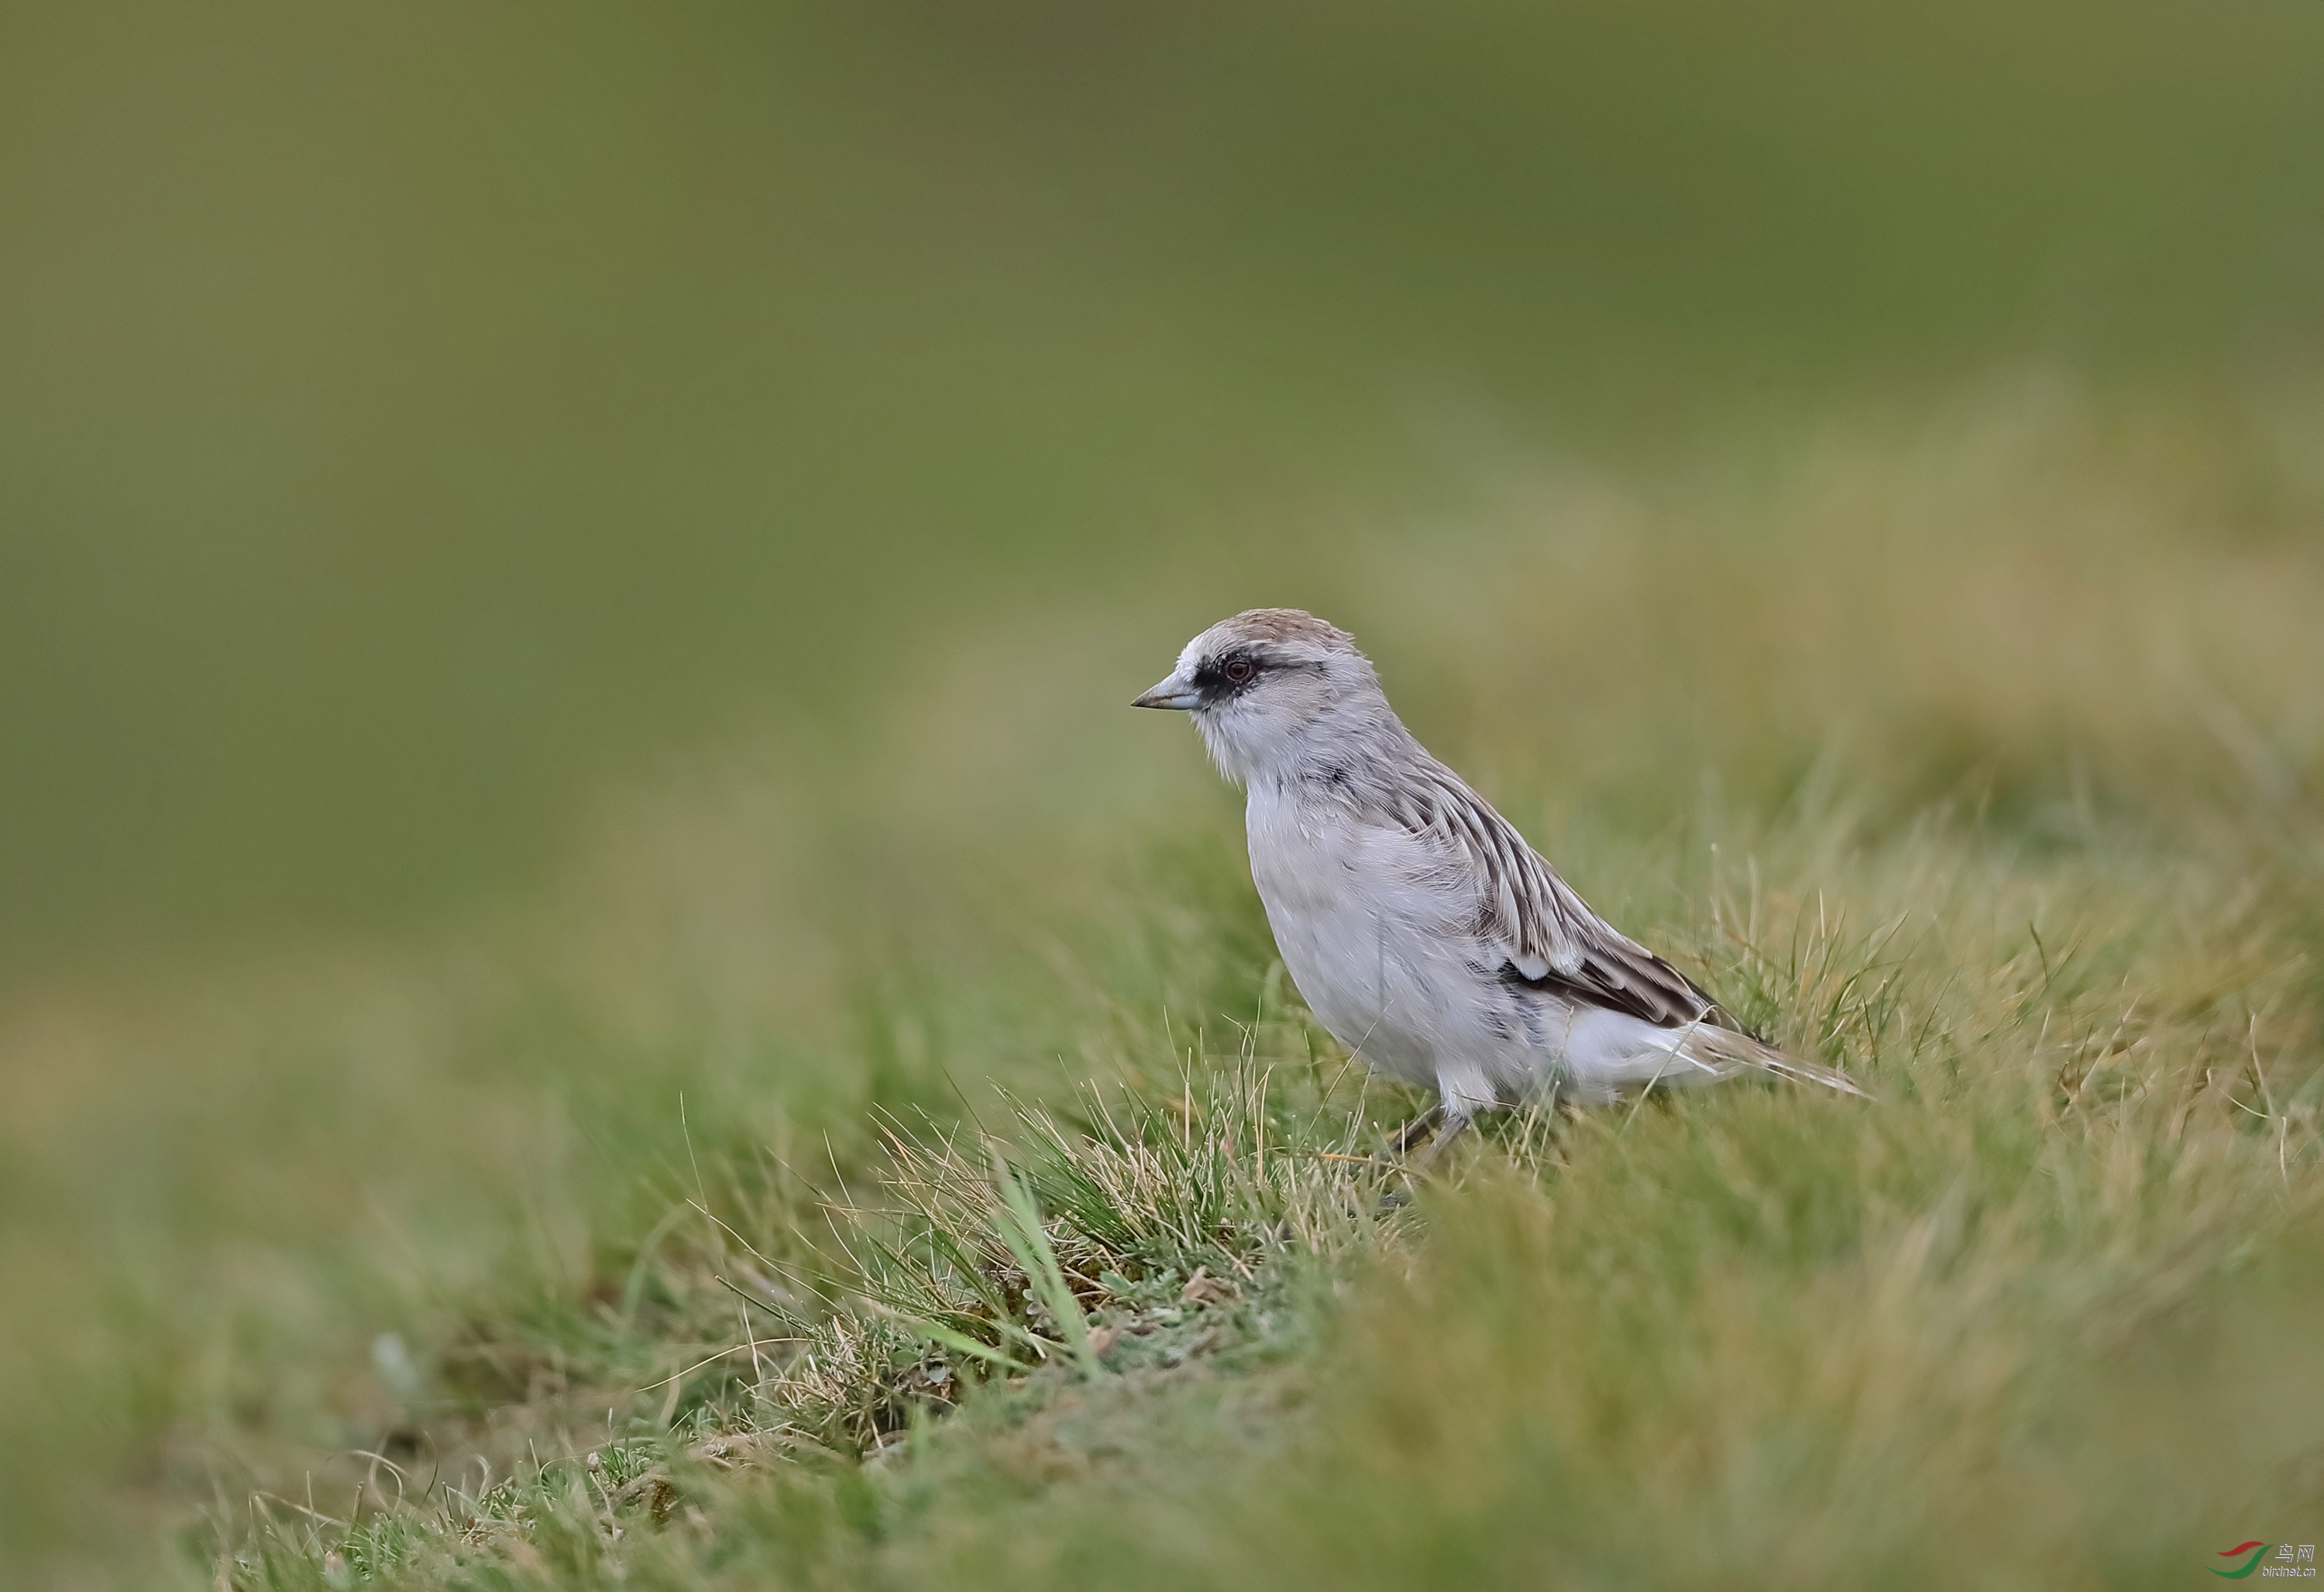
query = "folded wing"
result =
(1367, 758, 1738, 1025)
(1346, 755, 1867, 1099)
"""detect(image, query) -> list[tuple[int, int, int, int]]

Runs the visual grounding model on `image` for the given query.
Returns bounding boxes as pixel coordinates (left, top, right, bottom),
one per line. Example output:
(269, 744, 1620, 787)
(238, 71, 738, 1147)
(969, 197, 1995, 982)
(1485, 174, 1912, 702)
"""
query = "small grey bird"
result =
(1133, 608, 1863, 1163)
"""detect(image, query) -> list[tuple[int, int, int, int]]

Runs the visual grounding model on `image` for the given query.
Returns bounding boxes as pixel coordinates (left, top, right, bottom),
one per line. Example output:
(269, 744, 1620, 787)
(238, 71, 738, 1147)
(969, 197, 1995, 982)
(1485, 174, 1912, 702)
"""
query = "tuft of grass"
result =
(202, 1040, 1393, 1587)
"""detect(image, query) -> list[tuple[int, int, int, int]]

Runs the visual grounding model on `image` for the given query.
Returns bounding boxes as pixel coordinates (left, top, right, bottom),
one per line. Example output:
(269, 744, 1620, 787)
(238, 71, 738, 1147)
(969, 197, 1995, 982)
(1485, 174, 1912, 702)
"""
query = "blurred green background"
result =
(5, 0, 2319, 974)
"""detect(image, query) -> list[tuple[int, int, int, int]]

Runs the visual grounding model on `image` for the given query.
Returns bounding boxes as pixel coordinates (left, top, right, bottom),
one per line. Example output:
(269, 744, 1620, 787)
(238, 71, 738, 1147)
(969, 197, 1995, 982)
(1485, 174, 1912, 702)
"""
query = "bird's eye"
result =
(1223, 657, 1256, 684)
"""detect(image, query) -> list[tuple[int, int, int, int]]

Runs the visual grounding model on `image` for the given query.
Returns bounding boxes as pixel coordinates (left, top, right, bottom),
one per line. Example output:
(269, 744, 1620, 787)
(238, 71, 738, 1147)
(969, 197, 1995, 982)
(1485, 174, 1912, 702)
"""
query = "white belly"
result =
(1243, 787, 1449, 1087)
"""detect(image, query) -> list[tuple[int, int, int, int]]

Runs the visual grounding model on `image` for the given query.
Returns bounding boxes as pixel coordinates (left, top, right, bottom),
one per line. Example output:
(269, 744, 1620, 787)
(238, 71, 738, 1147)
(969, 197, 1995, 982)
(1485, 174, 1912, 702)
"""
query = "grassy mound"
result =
(6, 388, 2321, 1589)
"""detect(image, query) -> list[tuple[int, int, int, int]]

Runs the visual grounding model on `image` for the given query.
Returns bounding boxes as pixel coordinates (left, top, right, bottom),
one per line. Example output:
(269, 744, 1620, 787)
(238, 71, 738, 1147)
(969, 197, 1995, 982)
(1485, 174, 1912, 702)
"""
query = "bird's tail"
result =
(1676, 1023, 1870, 1099)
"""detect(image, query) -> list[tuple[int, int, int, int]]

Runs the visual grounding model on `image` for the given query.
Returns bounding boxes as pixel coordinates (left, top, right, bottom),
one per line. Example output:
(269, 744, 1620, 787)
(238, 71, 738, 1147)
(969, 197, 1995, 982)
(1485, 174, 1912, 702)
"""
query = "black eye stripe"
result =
(1192, 650, 1267, 700)
(1190, 648, 1323, 703)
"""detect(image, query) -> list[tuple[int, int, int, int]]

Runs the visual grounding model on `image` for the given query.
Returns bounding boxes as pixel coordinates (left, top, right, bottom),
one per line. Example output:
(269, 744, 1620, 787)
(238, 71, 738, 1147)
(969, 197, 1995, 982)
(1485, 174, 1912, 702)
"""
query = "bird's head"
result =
(1133, 608, 1386, 784)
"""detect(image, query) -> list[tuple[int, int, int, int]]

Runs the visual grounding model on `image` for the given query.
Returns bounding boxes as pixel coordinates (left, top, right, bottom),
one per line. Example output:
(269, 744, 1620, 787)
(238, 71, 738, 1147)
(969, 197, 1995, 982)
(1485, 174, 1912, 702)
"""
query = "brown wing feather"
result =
(1367, 758, 1752, 1036)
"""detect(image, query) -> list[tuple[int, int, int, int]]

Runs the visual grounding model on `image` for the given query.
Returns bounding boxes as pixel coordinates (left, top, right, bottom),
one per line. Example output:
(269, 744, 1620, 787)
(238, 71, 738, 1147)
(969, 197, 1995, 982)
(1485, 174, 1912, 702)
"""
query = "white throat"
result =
(1193, 686, 1407, 789)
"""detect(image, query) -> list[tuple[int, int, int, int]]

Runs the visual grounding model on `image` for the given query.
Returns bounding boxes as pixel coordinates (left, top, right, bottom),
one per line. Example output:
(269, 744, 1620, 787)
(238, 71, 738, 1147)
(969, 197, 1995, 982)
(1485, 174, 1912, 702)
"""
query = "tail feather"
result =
(1678, 1024, 1870, 1099)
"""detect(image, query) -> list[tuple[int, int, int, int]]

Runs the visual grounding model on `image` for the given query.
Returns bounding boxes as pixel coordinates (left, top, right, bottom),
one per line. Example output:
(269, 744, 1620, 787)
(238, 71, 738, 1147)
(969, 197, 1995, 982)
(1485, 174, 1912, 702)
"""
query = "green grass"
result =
(7, 382, 2324, 1589)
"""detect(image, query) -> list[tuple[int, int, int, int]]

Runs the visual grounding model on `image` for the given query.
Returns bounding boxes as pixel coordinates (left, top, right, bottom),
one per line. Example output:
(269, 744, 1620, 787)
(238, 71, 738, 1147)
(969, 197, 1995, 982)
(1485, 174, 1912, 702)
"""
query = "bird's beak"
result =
(1131, 673, 1201, 710)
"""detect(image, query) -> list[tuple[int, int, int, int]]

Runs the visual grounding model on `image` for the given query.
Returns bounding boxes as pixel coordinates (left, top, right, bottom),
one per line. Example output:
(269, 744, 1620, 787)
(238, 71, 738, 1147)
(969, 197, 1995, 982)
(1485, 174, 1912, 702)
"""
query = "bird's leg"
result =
(1364, 1106, 1439, 1212)
(1404, 1109, 1473, 1174)
(1372, 1109, 1474, 1213)
(1384, 1104, 1443, 1157)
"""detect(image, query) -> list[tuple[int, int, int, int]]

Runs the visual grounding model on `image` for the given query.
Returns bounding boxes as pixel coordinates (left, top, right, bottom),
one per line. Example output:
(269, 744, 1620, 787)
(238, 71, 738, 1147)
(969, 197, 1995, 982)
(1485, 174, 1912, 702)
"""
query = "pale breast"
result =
(1243, 784, 1456, 1084)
